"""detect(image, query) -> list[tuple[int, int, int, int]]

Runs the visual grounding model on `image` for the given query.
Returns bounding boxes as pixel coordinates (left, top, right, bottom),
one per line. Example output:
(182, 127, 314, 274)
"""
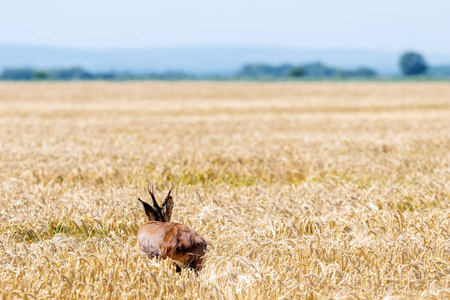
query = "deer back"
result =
(136, 221, 207, 270)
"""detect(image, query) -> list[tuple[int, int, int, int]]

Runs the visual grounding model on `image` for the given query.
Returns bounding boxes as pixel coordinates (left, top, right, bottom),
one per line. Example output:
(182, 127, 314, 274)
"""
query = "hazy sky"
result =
(1, 0, 450, 53)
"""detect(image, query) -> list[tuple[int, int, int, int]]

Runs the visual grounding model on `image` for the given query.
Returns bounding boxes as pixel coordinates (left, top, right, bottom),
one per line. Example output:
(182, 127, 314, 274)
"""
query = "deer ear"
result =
(138, 198, 159, 221)
(162, 196, 174, 222)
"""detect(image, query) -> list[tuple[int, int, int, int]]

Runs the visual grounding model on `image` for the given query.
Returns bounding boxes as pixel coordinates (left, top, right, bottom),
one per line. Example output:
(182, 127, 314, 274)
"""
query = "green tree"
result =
(399, 51, 428, 76)
(34, 71, 49, 80)
(288, 67, 305, 77)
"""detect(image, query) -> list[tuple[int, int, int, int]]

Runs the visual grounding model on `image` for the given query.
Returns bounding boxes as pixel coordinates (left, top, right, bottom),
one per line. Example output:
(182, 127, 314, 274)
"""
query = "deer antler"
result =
(164, 180, 173, 203)
(148, 183, 164, 220)
(148, 184, 159, 208)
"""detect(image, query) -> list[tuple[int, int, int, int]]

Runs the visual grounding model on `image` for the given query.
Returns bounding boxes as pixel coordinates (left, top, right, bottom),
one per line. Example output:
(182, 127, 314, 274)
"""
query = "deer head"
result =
(138, 183, 174, 222)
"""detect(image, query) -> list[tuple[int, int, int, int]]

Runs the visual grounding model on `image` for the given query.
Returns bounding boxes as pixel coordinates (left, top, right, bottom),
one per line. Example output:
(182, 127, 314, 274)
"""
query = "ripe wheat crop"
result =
(0, 82, 449, 299)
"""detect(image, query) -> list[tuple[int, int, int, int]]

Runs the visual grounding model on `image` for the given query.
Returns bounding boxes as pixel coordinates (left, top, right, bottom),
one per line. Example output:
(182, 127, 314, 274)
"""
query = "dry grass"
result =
(0, 81, 449, 299)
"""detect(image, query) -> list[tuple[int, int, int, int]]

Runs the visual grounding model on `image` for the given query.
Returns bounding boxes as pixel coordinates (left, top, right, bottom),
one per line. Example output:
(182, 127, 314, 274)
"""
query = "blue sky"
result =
(1, 0, 450, 53)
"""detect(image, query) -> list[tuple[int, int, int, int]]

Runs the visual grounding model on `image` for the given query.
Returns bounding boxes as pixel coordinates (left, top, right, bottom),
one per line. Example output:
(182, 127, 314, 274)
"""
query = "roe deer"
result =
(136, 184, 207, 271)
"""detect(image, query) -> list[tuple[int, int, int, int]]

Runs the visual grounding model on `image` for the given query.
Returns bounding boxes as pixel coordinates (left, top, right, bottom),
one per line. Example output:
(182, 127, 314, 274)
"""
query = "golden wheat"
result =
(0, 82, 449, 299)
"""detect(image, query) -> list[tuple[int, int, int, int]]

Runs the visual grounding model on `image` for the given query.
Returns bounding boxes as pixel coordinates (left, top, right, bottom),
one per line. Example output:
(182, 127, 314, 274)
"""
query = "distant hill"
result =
(1, 45, 450, 75)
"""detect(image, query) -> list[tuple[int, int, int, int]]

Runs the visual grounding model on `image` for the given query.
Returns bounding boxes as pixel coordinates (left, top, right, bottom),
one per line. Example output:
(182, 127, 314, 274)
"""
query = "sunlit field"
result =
(0, 82, 449, 299)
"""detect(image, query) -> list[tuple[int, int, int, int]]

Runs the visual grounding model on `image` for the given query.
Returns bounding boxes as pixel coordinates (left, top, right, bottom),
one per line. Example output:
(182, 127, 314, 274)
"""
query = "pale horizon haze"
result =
(1, 0, 450, 54)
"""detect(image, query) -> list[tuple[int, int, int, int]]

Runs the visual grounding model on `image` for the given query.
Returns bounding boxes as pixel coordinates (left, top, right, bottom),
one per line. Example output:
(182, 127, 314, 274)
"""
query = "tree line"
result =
(236, 62, 377, 79)
(237, 51, 450, 79)
(1, 51, 449, 81)
(0, 67, 196, 81)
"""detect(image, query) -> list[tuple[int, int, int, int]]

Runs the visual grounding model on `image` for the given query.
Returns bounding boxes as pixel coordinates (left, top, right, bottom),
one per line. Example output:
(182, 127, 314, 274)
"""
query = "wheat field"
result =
(0, 82, 449, 299)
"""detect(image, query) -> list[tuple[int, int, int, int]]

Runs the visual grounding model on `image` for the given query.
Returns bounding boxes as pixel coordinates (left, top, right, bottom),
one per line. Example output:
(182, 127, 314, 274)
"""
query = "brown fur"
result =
(136, 221, 207, 270)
